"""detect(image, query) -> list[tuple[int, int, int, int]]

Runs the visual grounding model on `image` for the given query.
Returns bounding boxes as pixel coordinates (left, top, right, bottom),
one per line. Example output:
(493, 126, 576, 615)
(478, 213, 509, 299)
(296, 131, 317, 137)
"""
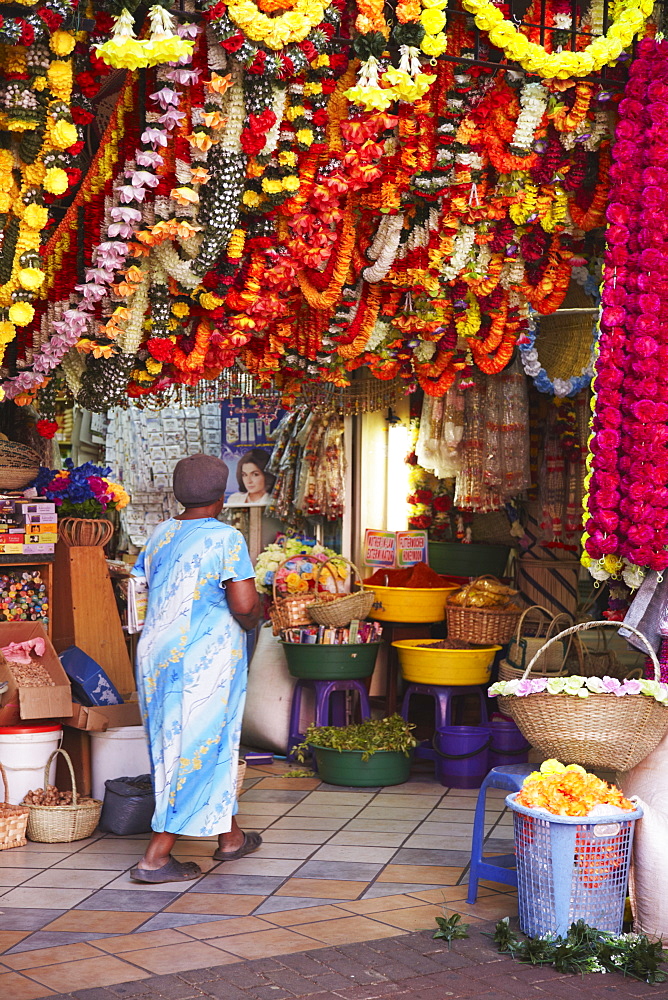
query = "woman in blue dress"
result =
(130, 453, 262, 883)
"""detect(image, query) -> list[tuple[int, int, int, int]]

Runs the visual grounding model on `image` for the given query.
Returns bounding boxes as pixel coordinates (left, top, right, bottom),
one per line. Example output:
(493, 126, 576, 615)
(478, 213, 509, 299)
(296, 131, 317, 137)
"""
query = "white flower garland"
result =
(118, 269, 150, 354)
(511, 81, 548, 153)
(363, 214, 404, 282)
(261, 85, 287, 157)
(441, 225, 475, 281)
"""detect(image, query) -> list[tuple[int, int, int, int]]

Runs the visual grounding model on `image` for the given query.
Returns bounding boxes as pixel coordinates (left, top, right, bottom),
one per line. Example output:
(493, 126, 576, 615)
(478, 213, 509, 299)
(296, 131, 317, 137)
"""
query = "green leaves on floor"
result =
(433, 912, 470, 948)
(491, 917, 668, 984)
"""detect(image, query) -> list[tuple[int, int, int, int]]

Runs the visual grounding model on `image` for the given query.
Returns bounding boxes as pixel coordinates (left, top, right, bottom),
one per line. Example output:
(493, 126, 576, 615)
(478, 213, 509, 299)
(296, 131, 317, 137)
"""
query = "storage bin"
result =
(362, 582, 457, 623)
(394, 639, 500, 685)
(90, 726, 150, 802)
(281, 641, 380, 680)
(311, 746, 412, 787)
(434, 725, 490, 789)
(429, 542, 510, 578)
(507, 792, 643, 937)
(488, 716, 530, 768)
(0, 724, 62, 804)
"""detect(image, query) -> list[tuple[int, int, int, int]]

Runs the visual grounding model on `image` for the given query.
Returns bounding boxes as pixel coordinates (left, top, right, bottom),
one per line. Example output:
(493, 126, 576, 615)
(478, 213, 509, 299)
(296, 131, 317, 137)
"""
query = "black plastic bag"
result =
(99, 774, 155, 836)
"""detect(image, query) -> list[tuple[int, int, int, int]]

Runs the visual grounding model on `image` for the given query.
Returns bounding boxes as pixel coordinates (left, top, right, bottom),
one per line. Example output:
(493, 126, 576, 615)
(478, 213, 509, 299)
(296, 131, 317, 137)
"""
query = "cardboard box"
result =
(21, 544, 55, 555)
(24, 516, 58, 527)
(25, 534, 58, 545)
(0, 622, 72, 719)
(0, 534, 24, 544)
(0, 543, 24, 554)
(60, 699, 142, 732)
(15, 502, 56, 516)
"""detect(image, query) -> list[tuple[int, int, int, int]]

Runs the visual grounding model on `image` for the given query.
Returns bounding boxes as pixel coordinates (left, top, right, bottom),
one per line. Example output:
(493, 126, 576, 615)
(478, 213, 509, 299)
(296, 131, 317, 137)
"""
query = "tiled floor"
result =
(0, 762, 518, 999)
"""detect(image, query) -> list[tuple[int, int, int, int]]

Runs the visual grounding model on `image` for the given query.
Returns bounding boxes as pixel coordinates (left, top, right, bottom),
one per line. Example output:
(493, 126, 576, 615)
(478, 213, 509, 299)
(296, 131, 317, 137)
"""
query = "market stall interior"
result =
(0, 0, 667, 991)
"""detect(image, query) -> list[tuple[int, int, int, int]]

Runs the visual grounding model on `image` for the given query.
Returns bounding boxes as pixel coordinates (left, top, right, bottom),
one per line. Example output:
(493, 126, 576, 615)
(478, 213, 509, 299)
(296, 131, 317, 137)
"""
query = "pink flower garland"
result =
(584, 37, 668, 580)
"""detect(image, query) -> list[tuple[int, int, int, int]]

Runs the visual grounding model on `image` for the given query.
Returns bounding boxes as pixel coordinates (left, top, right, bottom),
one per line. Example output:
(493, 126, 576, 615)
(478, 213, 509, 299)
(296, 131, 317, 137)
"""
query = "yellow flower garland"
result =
(226, 0, 327, 49)
(461, 0, 653, 79)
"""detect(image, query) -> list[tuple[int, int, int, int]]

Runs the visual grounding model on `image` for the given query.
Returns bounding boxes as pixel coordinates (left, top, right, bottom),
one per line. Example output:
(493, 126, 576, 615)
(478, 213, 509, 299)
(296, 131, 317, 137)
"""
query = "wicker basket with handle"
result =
(307, 558, 375, 628)
(269, 554, 337, 635)
(0, 762, 29, 850)
(499, 620, 668, 772)
(499, 607, 573, 682)
(24, 749, 102, 843)
(235, 758, 246, 799)
(446, 575, 523, 645)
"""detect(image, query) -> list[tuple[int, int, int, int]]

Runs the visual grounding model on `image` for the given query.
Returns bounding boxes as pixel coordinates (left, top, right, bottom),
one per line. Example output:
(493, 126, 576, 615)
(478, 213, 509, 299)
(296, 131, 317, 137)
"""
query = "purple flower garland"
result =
(584, 37, 668, 581)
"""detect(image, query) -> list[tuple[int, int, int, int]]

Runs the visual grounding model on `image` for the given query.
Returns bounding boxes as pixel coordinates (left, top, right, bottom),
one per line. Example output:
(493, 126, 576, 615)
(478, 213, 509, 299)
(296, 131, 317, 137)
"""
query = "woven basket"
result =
(236, 758, 246, 799)
(59, 517, 114, 548)
(0, 762, 29, 850)
(308, 558, 374, 628)
(269, 554, 338, 635)
(25, 749, 102, 843)
(0, 441, 40, 491)
(500, 606, 573, 681)
(446, 576, 523, 645)
(499, 620, 668, 772)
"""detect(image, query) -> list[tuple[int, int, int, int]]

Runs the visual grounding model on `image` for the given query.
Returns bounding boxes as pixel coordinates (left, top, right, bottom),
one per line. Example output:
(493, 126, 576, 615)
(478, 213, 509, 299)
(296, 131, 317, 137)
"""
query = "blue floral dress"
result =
(132, 518, 254, 837)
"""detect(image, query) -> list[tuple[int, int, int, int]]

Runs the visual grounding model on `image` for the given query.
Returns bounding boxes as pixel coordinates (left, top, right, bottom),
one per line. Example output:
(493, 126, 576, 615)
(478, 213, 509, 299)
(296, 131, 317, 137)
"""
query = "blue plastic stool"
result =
(287, 679, 372, 760)
(400, 683, 489, 762)
(466, 763, 534, 903)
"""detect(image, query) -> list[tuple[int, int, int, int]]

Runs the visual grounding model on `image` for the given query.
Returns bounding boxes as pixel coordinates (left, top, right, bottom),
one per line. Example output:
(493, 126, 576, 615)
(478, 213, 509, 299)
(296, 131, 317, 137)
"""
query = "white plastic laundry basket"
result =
(0, 724, 62, 804)
(90, 726, 151, 802)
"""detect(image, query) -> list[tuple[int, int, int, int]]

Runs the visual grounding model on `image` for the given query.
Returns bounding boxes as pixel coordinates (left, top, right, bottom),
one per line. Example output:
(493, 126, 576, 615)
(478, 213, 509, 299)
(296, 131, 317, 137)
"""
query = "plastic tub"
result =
(90, 726, 150, 802)
(434, 725, 490, 789)
(394, 639, 501, 685)
(508, 792, 643, 937)
(311, 746, 412, 787)
(0, 724, 62, 804)
(362, 581, 458, 623)
(281, 641, 380, 680)
(488, 715, 530, 768)
(428, 542, 510, 578)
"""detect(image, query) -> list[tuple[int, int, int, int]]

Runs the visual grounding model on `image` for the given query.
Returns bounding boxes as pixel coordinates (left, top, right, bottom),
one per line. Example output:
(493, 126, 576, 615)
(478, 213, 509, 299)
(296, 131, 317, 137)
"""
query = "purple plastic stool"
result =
(288, 679, 372, 760)
(401, 683, 489, 762)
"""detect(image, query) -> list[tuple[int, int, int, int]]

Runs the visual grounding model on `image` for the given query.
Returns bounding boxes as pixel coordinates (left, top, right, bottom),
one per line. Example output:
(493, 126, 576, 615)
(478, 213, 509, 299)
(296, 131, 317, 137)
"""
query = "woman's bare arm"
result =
(226, 578, 263, 630)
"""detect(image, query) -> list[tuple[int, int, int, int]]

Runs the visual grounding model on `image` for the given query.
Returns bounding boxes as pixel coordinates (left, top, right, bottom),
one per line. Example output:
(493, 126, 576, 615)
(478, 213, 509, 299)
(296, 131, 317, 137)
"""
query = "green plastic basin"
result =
(281, 641, 380, 680)
(311, 746, 413, 786)
(428, 541, 510, 578)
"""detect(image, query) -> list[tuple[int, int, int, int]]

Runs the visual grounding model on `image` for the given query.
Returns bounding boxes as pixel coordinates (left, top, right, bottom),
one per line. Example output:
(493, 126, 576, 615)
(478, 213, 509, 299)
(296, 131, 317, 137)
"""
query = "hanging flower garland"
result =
(582, 37, 668, 589)
(461, 0, 653, 79)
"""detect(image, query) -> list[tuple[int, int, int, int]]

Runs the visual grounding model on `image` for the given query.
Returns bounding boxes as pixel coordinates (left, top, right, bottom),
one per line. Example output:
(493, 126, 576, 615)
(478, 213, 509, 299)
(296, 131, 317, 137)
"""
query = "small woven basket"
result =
(235, 758, 246, 799)
(308, 558, 374, 628)
(59, 517, 114, 548)
(0, 441, 40, 491)
(499, 620, 668, 772)
(25, 749, 102, 843)
(499, 606, 573, 682)
(269, 554, 337, 635)
(446, 576, 523, 645)
(0, 762, 29, 850)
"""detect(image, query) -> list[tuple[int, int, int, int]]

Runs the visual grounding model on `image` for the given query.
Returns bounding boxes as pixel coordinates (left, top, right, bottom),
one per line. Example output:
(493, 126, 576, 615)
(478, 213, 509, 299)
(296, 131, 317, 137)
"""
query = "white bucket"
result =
(90, 726, 151, 802)
(0, 724, 63, 804)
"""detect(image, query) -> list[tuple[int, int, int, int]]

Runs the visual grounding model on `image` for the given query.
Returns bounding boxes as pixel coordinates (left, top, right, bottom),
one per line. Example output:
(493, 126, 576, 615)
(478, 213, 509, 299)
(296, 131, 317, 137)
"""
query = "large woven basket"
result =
(25, 749, 102, 843)
(499, 620, 668, 772)
(446, 576, 523, 645)
(0, 762, 29, 850)
(0, 440, 40, 491)
(269, 554, 337, 635)
(308, 558, 374, 628)
(236, 758, 246, 799)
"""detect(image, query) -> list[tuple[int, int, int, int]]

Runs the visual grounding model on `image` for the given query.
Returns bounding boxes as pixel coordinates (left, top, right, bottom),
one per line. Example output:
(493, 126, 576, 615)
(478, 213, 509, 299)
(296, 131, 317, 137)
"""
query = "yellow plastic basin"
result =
(393, 639, 501, 685)
(362, 582, 457, 623)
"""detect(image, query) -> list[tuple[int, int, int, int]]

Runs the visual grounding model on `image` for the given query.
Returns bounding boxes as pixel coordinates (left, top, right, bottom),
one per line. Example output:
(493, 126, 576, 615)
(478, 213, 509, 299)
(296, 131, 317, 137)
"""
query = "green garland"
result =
(492, 918, 668, 984)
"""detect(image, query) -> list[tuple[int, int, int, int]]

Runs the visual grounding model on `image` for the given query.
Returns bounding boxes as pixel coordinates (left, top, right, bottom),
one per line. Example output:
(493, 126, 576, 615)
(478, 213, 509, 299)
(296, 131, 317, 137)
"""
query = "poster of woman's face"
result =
(224, 447, 276, 507)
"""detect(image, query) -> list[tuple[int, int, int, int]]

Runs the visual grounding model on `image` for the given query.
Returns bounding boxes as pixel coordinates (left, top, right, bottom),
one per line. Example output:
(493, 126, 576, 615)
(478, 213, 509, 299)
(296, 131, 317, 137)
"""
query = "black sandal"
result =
(130, 856, 202, 883)
(212, 831, 262, 862)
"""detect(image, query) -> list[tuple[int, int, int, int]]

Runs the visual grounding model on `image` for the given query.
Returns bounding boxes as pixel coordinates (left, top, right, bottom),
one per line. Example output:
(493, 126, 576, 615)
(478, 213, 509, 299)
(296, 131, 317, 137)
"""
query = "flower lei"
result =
(462, 0, 653, 80)
(582, 38, 668, 586)
(490, 673, 668, 707)
(0, 0, 78, 47)
(95, 7, 194, 70)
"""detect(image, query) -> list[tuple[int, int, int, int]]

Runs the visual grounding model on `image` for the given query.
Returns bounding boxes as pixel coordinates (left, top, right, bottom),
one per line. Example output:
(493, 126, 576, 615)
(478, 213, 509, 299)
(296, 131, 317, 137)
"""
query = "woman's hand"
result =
(226, 578, 263, 630)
